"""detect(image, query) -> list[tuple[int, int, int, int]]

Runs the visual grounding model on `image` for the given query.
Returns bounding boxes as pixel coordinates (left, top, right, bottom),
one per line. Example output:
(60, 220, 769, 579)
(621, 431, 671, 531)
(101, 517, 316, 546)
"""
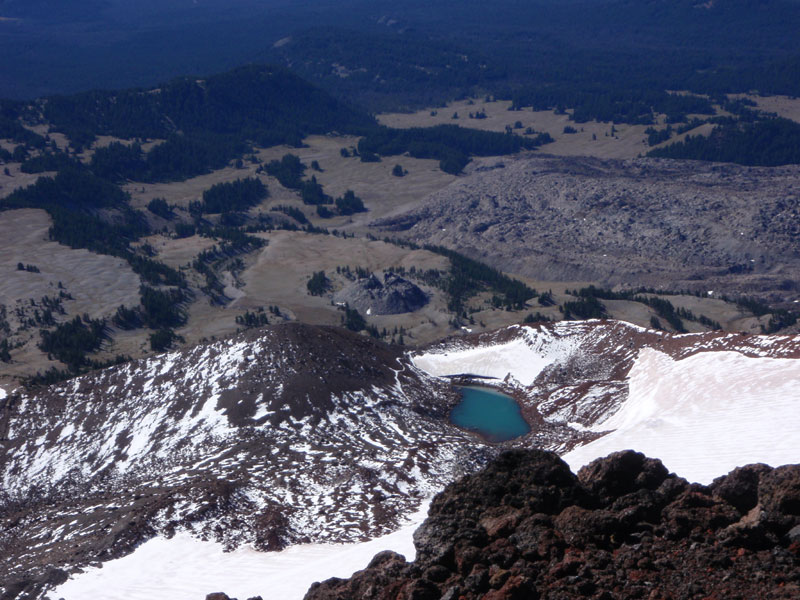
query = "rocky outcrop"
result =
(334, 273, 429, 315)
(304, 450, 800, 600)
(373, 155, 800, 299)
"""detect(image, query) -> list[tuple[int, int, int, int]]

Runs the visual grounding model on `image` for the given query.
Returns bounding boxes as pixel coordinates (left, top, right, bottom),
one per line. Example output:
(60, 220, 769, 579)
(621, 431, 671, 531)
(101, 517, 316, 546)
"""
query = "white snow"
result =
(563, 348, 800, 484)
(0, 386, 6, 400)
(53, 501, 430, 600)
(414, 338, 541, 384)
(413, 327, 574, 386)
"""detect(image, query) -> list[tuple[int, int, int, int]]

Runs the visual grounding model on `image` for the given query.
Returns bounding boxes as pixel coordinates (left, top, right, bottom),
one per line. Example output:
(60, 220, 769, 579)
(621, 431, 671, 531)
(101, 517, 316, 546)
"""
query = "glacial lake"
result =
(450, 386, 531, 442)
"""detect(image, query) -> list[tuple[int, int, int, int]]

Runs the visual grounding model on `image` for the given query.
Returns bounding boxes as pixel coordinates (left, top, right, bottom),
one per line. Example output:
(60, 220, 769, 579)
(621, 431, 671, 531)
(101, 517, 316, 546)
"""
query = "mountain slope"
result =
(562, 347, 800, 482)
(4, 319, 800, 599)
(53, 502, 429, 600)
(0, 323, 490, 599)
(413, 320, 800, 478)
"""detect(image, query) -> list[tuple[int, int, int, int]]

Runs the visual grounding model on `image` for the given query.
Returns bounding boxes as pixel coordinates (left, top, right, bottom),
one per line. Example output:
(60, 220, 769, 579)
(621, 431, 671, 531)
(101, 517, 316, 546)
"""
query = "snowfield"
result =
(54, 502, 429, 600)
(563, 348, 800, 483)
(54, 326, 798, 599)
(412, 325, 576, 386)
(413, 337, 546, 385)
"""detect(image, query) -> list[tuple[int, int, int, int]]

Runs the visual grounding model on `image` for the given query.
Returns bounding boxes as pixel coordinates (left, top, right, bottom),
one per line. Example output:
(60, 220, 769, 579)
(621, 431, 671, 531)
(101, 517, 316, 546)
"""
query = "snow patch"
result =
(413, 327, 574, 386)
(563, 349, 800, 484)
(54, 501, 430, 600)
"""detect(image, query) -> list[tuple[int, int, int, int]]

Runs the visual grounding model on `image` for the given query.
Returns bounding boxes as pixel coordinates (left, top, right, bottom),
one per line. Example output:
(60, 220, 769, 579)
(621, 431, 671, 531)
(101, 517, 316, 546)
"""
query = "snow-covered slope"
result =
(0, 324, 490, 599)
(414, 321, 646, 429)
(412, 326, 578, 386)
(53, 502, 429, 600)
(562, 348, 800, 483)
(413, 320, 800, 461)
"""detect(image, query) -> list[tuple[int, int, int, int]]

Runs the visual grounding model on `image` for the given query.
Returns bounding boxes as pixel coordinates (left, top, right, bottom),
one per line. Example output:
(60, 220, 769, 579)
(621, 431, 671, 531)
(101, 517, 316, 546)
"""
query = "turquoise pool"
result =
(450, 386, 531, 442)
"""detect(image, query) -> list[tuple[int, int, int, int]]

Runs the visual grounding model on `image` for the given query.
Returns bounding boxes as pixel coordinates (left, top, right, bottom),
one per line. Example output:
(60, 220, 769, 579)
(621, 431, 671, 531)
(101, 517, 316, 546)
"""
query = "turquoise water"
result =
(450, 386, 531, 442)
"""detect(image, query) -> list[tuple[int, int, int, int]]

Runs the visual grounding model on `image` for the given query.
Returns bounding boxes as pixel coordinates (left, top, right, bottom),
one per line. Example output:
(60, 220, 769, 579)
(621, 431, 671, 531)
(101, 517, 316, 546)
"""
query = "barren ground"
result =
(374, 153, 800, 309)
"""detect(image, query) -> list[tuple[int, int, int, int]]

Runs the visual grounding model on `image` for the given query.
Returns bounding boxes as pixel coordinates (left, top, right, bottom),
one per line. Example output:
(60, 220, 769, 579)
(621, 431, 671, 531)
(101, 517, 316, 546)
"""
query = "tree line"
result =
(357, 125, 552, 174)
(38, 315, 109, 373)
(648, 118, 800, 166)
(36, 64, 375, 178)
(199, 178, 268, 214)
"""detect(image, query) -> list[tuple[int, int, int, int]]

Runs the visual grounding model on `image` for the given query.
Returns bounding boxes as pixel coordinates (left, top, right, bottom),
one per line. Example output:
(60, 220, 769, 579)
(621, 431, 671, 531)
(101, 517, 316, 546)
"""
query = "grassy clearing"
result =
(0, 210, 765, 380)
(377, 98, 718, 160)
(0, 209, 140, 318)
(0, 163, 52, 200)
(0, 209, 141, 379)
(253, 135, 456, 225)
(733, 94, 800, 124)
(120, 134, 456, 230)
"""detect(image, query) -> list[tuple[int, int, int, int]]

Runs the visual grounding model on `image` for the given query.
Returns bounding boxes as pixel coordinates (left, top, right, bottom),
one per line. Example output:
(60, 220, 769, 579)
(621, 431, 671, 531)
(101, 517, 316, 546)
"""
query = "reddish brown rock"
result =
(302, 450, 800, 600)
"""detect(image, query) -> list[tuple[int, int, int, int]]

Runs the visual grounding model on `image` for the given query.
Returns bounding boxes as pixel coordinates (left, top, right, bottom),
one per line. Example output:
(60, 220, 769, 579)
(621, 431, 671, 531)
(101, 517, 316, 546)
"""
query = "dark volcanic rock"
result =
(711, 463, 773, 513)
(303, 450, 800, 600)
(333, 272, 428, 315)
(577, 449, 670, 506)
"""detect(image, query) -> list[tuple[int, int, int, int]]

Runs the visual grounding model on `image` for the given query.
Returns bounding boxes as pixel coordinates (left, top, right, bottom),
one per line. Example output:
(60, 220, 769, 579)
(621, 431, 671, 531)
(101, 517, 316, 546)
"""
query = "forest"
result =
(358, 125, 552, 174)
(87, 134, 251, 183)
(268, 1, 800, 117)
(38, 315, 109, 373)
(43, 65, 375, 146)
(504, 86, 715, 125)
(200, 178, 269, 214)
(648, 118, 800, 166)
(263, 154, 306, 190)
(389, 243, 538, 314)
(0, 168, 149, 258)
(0, 102, 46, 148)
(2, 61, 561, 188)
(32, 65, 374, 180)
